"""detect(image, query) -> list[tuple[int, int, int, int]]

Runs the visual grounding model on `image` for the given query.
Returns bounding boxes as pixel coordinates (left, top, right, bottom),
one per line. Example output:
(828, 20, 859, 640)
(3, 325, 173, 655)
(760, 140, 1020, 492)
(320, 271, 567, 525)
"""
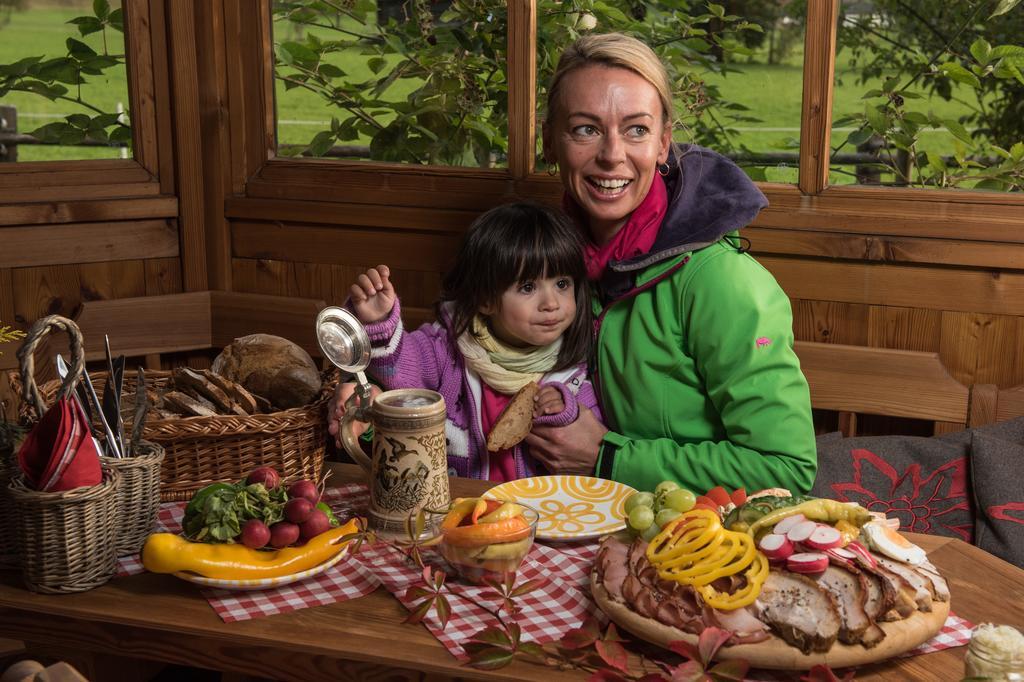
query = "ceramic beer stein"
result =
(315, 306, 450, 535)
(339, 388, 450, 534)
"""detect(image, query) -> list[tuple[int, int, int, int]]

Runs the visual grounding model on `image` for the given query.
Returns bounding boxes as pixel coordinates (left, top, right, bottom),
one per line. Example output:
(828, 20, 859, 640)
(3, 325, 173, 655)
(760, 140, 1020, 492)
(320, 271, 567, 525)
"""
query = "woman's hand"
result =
(350, 264, 396, 324)
(533, 384, 565, 417)
(327, 381, 382, 448)
(524, 406, 607, 475)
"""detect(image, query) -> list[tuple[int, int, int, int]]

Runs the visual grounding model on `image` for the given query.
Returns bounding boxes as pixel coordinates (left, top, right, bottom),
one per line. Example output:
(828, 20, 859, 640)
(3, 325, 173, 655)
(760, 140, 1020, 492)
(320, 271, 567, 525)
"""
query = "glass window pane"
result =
(831, 0, 1024, 192)
(272, 0, 508, 168)
(535, 2, 805, 184)
(0, 1, 131, 163)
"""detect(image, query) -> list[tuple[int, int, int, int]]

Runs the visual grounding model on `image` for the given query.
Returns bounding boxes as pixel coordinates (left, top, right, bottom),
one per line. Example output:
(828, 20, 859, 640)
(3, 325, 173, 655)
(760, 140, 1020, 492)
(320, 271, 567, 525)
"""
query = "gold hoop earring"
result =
(657, 162, 670, 177)
(547, 161, 559, 176)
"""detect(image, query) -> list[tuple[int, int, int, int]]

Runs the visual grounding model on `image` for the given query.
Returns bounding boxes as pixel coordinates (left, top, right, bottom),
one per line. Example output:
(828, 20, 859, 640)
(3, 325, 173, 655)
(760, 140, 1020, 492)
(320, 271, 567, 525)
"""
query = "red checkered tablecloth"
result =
(117, 482, 973, 664)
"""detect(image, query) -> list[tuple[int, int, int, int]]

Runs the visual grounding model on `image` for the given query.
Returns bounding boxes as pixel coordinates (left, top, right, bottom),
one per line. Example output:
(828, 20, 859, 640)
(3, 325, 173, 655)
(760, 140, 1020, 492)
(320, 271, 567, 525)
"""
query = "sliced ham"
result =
(597, 535, 631, 602)
(875, 556, 934, 611)
(706, 605, 772, 644)
(814, 566, 872, 645)
(755, 571, 841, 654)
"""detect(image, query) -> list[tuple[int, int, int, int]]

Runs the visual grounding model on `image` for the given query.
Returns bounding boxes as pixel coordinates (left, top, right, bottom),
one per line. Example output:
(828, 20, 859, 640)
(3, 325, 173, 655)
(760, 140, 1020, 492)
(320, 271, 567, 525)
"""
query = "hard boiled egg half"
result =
(862, 519, 926, 565)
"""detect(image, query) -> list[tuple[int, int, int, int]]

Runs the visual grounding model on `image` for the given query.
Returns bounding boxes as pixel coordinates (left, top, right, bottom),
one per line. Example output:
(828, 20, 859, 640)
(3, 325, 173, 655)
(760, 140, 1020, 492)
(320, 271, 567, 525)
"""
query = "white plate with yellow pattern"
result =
(485, 475, 636, 541)
(174, 544, 350, 591)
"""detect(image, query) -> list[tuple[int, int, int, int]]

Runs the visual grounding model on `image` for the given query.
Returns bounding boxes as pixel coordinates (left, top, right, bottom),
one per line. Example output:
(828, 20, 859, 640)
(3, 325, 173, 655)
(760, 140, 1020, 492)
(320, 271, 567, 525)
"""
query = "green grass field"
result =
(0, 3, 982, 186)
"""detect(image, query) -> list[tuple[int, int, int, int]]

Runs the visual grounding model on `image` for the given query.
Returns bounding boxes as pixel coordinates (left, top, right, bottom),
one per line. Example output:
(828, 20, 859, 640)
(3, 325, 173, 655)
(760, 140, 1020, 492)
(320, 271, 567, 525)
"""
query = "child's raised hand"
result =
(533, 384, 565, 417)
(349, 264, 396, 323)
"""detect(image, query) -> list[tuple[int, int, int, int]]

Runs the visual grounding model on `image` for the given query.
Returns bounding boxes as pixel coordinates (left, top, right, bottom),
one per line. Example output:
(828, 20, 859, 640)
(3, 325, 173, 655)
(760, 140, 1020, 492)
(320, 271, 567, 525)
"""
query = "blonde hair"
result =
(546, 33, 674, 126)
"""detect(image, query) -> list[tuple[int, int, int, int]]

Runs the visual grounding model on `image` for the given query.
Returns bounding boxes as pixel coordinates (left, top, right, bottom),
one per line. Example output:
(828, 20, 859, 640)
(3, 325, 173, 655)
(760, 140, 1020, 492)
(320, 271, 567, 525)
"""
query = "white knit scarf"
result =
(457, 315, 561, 394)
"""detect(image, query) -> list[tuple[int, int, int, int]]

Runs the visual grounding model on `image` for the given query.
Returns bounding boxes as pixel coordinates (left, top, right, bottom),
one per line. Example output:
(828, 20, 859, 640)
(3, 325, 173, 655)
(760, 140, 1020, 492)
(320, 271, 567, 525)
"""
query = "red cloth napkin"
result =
(17, 397, 102, 492)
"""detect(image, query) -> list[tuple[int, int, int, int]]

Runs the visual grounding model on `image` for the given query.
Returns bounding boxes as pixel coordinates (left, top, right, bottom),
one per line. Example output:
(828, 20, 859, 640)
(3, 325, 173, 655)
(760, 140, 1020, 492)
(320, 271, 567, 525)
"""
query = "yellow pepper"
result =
(746, 498, 872, 539)
(699, 553, 769, 610)
(142, 518, 360, 579)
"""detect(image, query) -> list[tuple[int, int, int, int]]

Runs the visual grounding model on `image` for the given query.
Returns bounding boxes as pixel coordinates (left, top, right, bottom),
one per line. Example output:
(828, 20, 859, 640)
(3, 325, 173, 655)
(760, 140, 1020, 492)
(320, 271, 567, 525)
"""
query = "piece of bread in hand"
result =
(486, 381, 540, 452)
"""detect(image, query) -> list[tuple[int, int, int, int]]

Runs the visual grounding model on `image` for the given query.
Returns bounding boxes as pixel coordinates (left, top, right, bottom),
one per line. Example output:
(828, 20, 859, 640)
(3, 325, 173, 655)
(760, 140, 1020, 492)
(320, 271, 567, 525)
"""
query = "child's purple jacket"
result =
(361, 299, 602, 480)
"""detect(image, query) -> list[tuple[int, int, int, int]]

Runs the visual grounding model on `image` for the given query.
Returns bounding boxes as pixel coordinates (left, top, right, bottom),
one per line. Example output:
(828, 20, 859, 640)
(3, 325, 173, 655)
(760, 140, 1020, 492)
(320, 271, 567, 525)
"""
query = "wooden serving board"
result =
(590, 575, 950, 670)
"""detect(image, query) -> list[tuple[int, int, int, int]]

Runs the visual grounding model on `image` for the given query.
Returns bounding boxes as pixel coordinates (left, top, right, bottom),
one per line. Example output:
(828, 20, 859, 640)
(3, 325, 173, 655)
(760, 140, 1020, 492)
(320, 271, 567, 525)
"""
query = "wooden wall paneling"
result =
(791, 300, 869, 345)
(994, 382, 1024, 423)
(973, 313, 1023, 387)
(0, 221, 178, 268)
(0, 162, 153, 188)
(231, 221, 461, 272)
(209, 291, 327, 358)
(0, 268, 16, 378)
(866, 305, 942, 352)
(147, 0, 176, 194)
(763, 255, 1024, 316)
(798, 0, 838, 194)
(507, 0, 536, 178)
(0, 184, 161, 204)
(286, 262, 337, 302)
(0, 197, 177, 227)
(746, 227, 1024, 270)
(224, 198, 479, 233)
(77, 261, 148, 302)
(231, 258, 290, 297)
(70, 292, 212, 360)
(124, 0, 160, 175)
(194, 0, 233, 290)
(938, 311, 988, 386)
(165, 0, 208, 291)
(144, 257, 184, 296)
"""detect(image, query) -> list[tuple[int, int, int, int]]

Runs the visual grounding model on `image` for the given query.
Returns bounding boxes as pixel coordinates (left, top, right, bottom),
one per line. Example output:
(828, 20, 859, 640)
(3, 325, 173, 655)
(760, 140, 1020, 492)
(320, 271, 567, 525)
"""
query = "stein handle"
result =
(340, 386, 373, 473)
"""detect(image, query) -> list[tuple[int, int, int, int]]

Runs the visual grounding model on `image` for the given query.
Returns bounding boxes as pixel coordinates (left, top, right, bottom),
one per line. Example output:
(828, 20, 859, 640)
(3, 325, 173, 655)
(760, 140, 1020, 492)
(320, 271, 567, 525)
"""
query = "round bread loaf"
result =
(211, 334, 322, 409)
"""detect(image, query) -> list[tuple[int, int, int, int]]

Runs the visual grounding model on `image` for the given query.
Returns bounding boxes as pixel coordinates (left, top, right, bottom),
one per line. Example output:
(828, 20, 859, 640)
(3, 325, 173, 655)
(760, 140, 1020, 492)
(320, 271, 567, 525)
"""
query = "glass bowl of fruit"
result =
(434, 497, 539, 585)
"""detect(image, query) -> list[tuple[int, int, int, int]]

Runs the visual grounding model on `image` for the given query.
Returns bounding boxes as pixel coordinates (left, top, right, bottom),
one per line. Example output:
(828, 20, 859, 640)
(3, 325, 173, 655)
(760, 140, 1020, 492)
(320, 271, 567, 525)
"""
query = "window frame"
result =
(224, 0, 1024, 249)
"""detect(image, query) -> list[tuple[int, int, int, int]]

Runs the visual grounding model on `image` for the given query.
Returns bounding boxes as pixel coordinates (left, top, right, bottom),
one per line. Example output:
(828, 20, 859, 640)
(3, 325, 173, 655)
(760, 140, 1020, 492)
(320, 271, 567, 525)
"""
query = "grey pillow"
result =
(812, 433, 973, 541)
(969, 425, 1024, 568)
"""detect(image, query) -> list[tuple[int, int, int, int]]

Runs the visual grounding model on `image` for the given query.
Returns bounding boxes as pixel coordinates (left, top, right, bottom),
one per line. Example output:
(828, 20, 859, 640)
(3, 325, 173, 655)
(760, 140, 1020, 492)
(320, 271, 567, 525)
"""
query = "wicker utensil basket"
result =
(14, 369, 335, 502)
(0, 456, 16, 567)
(101, 439, 164, 556)
(10, 314, 121, 593)
(8, 467, 120, 593)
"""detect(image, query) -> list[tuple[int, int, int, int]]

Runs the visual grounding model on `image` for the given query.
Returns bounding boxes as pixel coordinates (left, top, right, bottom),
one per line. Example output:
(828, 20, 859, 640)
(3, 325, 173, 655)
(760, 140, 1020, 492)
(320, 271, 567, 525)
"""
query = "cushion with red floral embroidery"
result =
(968, 426, 1024, 568)
(811, 433, 973, 542)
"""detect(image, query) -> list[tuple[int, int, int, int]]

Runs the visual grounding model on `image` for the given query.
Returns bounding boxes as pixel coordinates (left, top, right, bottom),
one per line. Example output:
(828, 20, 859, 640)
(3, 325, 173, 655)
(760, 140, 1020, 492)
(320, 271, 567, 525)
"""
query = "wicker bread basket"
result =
(13, 368, 335, 502)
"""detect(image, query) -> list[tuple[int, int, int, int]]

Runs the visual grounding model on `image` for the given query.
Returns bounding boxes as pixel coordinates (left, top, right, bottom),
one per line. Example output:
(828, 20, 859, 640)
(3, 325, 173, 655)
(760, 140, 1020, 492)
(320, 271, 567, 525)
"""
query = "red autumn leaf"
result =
(708, 659, 750, 681)
(516, 641, 547, 661)
(464, 645, 514, 670)
(506, 622, 522, 647)
(670, 660, 710, 682)
(468, 625, 512, 648)
(404, 585, 433, 601)
(402, 598, 433, 625)
(595, 639, 629, 673)
(561, 617, 602, 649)
(705, 486, 732, 507)
(510, 577, 548, 597)
(434, 593, 451, 629)
(638, 675, 671, 682)
(697, 627, 733, 665)
(587, 670, 631, 682)
(667, 638, 701, 661)
(603, 621, 628, 643)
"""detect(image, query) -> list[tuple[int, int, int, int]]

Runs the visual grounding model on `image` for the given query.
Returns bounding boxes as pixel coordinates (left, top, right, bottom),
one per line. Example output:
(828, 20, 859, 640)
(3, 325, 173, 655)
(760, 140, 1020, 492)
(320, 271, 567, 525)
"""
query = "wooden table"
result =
(1, 463, 1022, 681)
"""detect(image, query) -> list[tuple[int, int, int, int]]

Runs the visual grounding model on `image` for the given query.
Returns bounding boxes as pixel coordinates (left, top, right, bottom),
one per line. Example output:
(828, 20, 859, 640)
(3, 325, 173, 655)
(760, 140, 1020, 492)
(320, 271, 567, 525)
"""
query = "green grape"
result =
(654, 480, 680, 498)
(627, 505, 654, 532)
(624, 491, 654, 515)
(640, 522, 662, 541)
(662, 488, 697, 513)
(655, 508, 682, 528)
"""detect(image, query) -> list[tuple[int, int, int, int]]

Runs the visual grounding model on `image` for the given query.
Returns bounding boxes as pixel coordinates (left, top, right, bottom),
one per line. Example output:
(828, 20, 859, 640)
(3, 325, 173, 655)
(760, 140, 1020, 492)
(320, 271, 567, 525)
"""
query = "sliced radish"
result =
(787, 552, 830, 574)
(824, 547, 857, 569)
(773, 513, 808, 536)
(845, 540, 878, 569)
(758, 533, 794, 561)
(785, 520, 819, 544)
(804, 524, 843, 550)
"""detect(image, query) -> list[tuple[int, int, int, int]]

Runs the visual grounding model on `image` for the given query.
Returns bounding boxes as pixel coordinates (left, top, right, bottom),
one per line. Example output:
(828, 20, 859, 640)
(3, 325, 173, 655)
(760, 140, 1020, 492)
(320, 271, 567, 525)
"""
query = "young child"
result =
(344, 201, 602, 481)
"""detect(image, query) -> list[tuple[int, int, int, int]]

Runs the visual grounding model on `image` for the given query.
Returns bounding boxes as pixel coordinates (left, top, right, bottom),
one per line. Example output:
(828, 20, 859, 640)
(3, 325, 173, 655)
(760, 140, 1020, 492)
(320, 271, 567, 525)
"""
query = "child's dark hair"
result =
(438, 201, 592, 370)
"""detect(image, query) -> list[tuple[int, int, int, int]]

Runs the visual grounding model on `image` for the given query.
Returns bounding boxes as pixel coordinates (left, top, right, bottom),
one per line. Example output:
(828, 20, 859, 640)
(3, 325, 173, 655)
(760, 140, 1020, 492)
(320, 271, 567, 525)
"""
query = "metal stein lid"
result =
(315, 307, 371, 374)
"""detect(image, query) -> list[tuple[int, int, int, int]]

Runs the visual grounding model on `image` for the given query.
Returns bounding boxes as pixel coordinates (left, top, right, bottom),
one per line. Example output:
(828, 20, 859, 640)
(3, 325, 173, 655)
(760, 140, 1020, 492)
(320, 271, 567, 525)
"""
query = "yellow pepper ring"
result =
(648, 515, 720, 562)
(656, 530, 726, 569)
(670, 538, 740, 578)
(700, 553, 769, 609)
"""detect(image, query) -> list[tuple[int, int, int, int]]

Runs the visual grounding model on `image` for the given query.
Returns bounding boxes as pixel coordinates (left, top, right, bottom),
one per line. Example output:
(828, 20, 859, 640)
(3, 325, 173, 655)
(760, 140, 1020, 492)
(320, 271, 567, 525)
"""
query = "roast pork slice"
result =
(872, 564, 923, 618)
(815, 566, 873, 645)
(597, 536, 631, 602)
(861, 568, 897, 622)
(755, 571, 841, 654)
(915, 560, 951, 602)
(875, 557, 934, 611)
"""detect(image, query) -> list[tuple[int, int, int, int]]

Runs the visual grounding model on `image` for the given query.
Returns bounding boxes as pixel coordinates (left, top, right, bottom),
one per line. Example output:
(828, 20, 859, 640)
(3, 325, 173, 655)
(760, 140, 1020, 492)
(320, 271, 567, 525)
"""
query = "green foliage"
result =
(0, 323, 25, 357)
(835, 0, 1024, 189)
(0, 0, 129, 148)
(271, 0, 765, 166)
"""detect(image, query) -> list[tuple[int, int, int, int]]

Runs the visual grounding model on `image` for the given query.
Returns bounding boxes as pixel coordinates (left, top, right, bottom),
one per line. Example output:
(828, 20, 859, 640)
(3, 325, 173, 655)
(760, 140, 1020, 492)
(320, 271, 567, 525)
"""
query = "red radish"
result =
(824, 547, 857, 569)
(787, 552, 829, 574)
(269, 521, 300, 548)
(285, 497, 314, 524)
(246, 466, 281, 490)
(241, 519, 271, 549)
(786, 520, 819, 544)
(845, 540, 878, 569)
(287, 479, 319, 505)
(299, 508, 331, 541)
(773, 513, 808, 536)
(758, 533, 794, 561)
(805, 524, 843, 550)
